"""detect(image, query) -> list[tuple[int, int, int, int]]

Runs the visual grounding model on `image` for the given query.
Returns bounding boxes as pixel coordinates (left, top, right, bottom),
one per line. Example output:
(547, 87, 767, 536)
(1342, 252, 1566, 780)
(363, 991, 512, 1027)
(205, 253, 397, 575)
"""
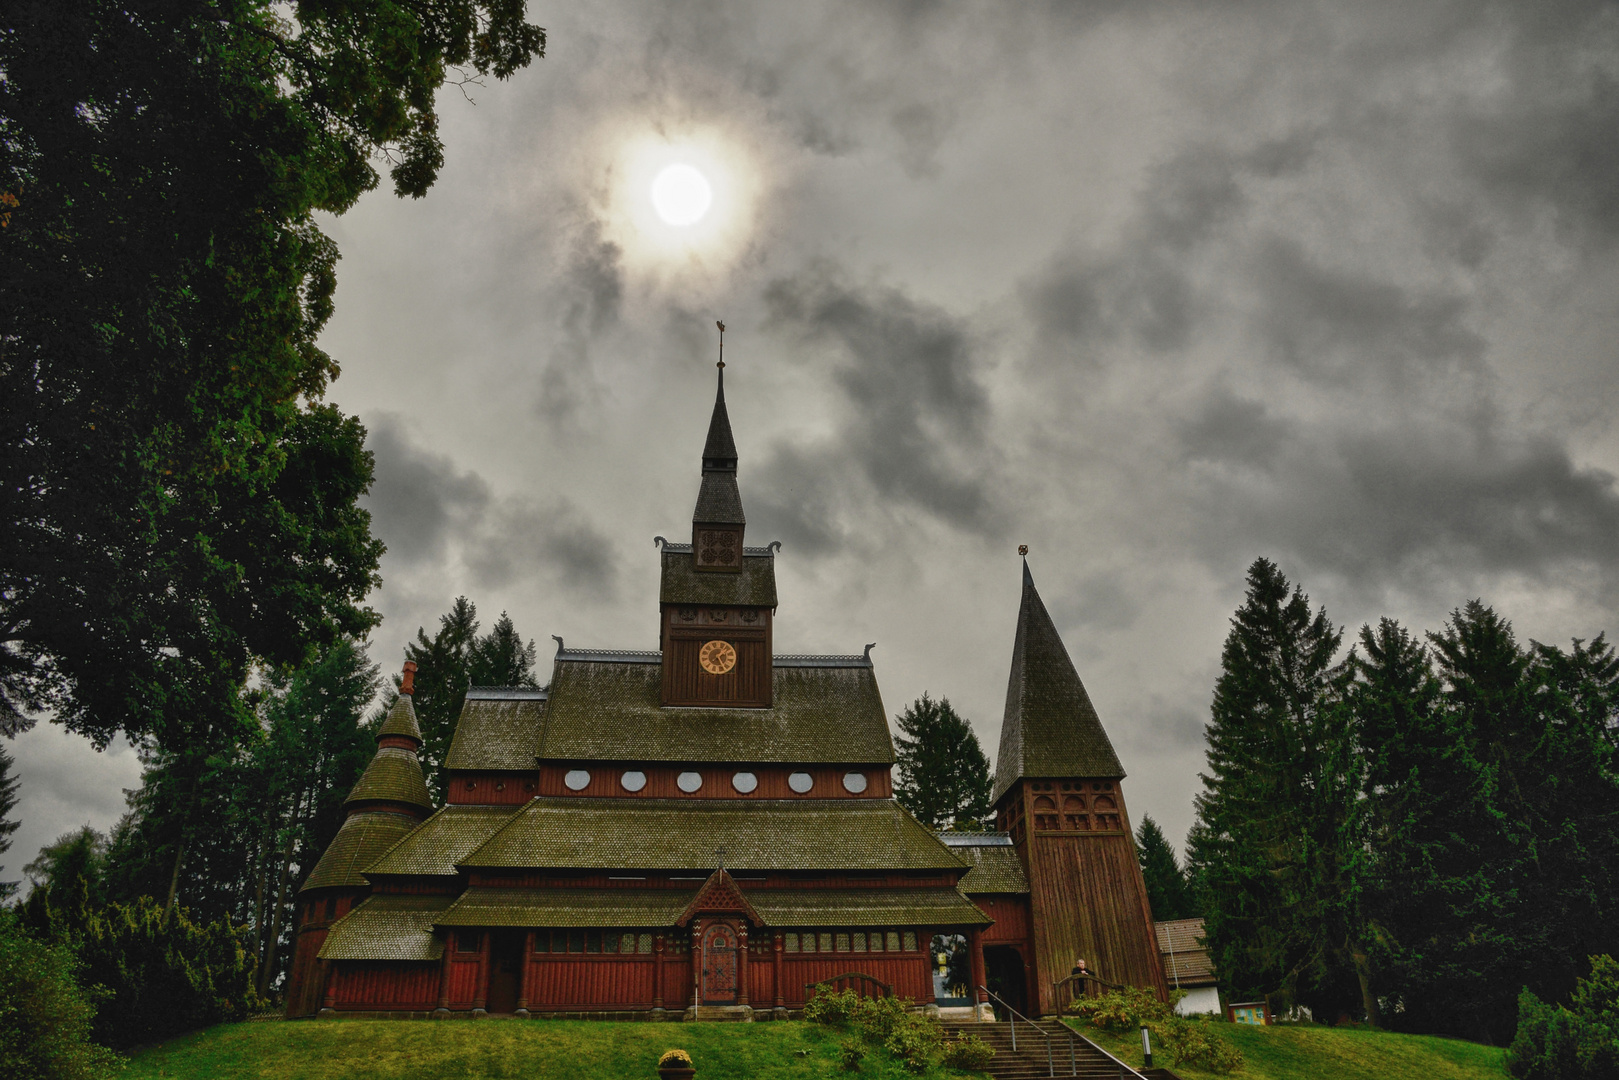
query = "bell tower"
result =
(992, 558, 1167, 1011)
(658, 338, 777, 708)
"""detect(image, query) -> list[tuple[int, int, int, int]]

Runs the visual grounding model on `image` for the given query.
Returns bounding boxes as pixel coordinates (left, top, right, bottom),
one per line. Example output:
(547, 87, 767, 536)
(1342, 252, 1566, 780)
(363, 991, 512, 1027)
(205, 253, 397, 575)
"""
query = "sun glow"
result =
(604, 131, 755, 266)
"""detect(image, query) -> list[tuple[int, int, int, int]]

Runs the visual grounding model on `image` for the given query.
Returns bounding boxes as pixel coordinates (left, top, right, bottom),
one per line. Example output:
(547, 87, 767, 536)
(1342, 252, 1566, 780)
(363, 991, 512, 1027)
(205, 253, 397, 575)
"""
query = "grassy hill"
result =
(119, 1016, 1508, 1080)
(1074, 1019, 1507, 1080)
(119, 1018, 980, 1080)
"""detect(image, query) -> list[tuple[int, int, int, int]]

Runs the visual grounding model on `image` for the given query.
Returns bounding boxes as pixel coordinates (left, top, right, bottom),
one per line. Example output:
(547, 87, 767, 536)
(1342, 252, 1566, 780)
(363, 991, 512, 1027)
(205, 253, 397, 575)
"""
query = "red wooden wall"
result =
(331, 962, 439, 1010)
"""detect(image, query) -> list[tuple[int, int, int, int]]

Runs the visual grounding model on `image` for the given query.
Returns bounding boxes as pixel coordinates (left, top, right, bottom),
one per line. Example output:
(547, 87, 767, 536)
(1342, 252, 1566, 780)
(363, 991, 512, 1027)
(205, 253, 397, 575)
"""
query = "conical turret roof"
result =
(693, 364, 745, 525)
(375, 693, 423, 744)
(992, 562, 1124, 804)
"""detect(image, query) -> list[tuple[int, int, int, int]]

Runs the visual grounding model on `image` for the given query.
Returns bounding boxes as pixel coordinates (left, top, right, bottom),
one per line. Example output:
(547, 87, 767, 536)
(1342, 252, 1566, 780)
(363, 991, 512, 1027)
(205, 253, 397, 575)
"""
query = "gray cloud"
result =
(364, 414, 491, 566)
(756, 267, 1000, 551)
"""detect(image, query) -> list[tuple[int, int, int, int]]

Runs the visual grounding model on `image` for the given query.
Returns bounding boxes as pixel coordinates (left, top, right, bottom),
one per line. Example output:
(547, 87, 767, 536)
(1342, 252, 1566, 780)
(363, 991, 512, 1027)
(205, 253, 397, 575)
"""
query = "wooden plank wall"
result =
(523, 959, 661, 1007)
(780, 956, 932, 1005)
(284, 927, 327, 1018)
(529, 763, 892, 800)
(333, 962, 439, 1009)
(446, 955, 483, 1007)
(974, 896, 1031, 943)
(1028, 833, 1167, 1013)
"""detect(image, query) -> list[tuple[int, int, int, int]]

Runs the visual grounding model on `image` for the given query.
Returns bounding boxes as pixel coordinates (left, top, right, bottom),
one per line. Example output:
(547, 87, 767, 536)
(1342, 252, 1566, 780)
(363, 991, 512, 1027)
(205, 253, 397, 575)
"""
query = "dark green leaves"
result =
(893, 692, 993, 830)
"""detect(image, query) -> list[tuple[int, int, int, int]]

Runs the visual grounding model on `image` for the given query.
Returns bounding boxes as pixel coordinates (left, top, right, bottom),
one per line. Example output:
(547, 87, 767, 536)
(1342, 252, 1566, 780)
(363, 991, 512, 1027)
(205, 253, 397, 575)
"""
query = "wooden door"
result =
(486, 930, 523, 1013)
(701, 923, 738, 1004)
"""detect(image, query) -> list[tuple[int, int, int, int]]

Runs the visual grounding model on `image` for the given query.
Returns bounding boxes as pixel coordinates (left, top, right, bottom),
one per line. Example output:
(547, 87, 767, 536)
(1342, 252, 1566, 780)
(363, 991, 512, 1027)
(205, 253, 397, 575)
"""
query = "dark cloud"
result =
(1248, 236, 1485, 385)
(365, 415, 618, 600)
(756, 267, 999, 549)
(364, 414, 491, 566)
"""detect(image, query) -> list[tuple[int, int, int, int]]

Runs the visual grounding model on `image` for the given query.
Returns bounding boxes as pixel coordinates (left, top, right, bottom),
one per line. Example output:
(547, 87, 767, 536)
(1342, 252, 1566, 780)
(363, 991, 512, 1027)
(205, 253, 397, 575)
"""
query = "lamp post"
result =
(1140, 1024, 1153, 1070)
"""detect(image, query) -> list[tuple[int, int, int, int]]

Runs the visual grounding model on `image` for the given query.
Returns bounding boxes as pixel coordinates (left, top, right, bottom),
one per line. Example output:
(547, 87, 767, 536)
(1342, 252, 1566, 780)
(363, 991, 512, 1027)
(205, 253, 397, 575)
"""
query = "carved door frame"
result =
(700, 920, 740, 1004)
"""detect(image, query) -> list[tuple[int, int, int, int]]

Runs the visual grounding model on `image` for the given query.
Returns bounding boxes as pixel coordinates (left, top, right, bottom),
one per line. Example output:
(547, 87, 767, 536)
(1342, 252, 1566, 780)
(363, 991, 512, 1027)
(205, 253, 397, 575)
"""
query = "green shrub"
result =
(940, 1031, 996, 1070)
(1507, 955, 1619, 1080)
(804, 986, 864, 1026)
(883, 1012, 943, 1074)
(851, 994, 912, 1041)
(1158, 1015, 1245, 1074)
(77, 896, 265, 1049)
(0, 909, 122, 1080)
(839, 1038, 867, 1071)
(1067, 986, 1175, 1032)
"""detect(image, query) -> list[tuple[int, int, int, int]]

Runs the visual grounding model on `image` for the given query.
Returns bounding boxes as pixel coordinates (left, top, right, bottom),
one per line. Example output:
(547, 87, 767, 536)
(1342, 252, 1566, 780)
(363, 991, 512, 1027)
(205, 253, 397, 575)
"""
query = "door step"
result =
(684, 1005, 754, 1022)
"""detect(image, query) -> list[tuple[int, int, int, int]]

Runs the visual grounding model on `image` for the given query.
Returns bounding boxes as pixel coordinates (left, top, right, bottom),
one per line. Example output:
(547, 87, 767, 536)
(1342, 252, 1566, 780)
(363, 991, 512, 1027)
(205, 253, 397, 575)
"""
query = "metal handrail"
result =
(1055, 1017, 1152, 1080)
(976, 986, 1075, 1077)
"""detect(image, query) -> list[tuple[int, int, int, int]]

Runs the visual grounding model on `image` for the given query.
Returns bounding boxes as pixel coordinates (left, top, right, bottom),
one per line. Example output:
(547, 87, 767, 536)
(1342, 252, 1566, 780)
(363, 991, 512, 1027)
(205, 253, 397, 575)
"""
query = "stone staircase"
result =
(940, 1018, 1170, 1080)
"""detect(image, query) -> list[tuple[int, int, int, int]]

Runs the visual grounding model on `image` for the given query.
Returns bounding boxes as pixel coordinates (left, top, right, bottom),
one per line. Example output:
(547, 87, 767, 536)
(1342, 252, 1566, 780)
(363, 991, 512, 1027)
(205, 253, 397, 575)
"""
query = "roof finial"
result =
(1018, 544, 1029, 559)
(400, 659, 417, 696)
(716, 320, 725, 370)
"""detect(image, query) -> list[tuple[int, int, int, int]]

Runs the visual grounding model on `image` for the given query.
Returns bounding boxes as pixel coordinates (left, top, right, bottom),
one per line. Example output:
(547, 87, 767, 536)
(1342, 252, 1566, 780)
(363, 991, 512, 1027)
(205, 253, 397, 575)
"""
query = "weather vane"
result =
(716, 320, 726, 369)
(1019, 544, 1028, 558)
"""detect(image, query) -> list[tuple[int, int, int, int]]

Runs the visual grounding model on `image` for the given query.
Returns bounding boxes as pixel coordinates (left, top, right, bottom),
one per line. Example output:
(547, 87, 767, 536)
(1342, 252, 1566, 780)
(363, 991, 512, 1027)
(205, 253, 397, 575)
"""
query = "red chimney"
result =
(401, 660, 417, 697)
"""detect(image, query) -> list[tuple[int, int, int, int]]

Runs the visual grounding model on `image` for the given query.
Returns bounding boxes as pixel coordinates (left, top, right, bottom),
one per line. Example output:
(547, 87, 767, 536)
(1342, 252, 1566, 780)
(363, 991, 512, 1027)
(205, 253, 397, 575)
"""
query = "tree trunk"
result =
(165, 840, 185, 912)
(1351, 941, 1379, 1028)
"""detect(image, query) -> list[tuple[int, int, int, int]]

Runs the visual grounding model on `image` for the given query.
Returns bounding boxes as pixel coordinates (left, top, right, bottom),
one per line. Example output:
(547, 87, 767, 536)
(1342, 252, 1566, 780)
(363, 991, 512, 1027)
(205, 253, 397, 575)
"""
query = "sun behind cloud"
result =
(602, 128, 757, 269)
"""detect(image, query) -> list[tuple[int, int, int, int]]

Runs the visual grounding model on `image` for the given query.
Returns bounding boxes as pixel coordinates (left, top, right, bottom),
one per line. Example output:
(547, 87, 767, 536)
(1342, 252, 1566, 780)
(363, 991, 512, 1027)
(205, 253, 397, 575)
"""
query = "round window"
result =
(564, 769, 591, 791)
(677, 771, 704, 793)
(621, 770, 647, 792)
(788, 772, 813, 793)
(842, 772, 868, 794)
(732, 771, 758, 794)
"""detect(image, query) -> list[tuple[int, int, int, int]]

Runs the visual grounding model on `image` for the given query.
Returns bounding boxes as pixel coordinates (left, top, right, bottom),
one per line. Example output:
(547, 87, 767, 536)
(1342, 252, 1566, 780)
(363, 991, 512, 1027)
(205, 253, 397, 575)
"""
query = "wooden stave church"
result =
(284, 365, 1167, 1020)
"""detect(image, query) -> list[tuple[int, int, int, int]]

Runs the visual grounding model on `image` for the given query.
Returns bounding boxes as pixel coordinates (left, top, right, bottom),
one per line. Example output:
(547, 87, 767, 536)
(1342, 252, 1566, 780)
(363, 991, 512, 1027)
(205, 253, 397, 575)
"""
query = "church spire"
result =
(992, 558, 1124, 805)
(691, 325, 745, 569)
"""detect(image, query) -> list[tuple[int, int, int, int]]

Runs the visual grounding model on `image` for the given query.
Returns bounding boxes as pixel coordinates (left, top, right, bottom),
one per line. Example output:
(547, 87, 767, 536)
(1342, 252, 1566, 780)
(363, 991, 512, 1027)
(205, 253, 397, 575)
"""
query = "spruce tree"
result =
(1136, 815, 1195, 921)
(893, 694, 993, 830)
(0, 742, 19, 898)
(1191, 557, 1371, 1021)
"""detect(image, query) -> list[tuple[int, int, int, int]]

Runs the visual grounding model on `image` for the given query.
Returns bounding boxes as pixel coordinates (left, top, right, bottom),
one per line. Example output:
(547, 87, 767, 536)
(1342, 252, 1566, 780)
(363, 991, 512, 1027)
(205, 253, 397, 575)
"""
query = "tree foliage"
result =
(0, 0, 545, 745)
(1508, 955, 1619, 1080)
(0, 741, 19, 898)
(0, 909, 122, 1080)
(892, 693, 992, 830)
(403, 599, 539, 799)
(1136, 815, 1195, 921)
(1189, 558, 1370, 1022)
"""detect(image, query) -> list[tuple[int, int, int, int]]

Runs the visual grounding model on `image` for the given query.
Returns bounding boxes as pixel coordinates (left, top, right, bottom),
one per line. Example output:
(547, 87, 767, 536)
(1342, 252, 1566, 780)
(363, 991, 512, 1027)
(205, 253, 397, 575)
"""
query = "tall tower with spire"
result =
(657, 360, 777, 708)
(993, 561, 1167, 1011)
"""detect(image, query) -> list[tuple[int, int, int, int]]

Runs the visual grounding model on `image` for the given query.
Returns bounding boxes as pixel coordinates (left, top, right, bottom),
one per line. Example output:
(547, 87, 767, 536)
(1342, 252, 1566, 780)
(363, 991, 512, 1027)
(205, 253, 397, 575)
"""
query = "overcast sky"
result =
(10, 0, 1619, 882)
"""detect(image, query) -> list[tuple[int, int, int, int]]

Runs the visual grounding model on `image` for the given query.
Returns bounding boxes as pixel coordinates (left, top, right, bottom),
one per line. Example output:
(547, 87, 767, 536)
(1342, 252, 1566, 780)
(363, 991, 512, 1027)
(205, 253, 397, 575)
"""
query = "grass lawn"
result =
(120, 1017, 984, 1080)
(1070, 1019, 1508, 1080)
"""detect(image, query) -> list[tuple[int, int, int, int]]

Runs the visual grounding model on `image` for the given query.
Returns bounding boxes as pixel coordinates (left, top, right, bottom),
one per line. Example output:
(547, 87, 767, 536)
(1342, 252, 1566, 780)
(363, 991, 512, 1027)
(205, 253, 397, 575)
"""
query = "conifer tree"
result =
(0, 742, 19, 899)
(893, 694, 993, 830)
(1191, 558, 1372, 1021)
(1136, 815, 1195, 920)
(402, 600, 540, 800)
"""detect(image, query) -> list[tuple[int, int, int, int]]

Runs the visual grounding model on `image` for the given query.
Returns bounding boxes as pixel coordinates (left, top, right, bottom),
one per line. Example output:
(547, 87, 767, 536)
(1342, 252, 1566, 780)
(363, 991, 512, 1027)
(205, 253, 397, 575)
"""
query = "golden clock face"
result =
(698, 640, 737, 675)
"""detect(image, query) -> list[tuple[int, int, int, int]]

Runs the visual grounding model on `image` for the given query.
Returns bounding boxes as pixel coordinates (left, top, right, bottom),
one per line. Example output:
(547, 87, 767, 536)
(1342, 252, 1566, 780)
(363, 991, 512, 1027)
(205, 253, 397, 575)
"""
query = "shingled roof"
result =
(659, 546, 776, 606)
(300, 811, 421, 893)
(318, 894, 452, 961)
(539, 657, 893, 764)
(363, 805, 520, 878)
(375, 693, 424, 744)
(344, 745, 433, 813)
(437, 887, 695, 928)
(694, 365, 745, 523)
(992, 562, 1125, 804)
(942, 834, 1030, 894)
(444, 695, 545, 771)
(460, 797, 966, 873)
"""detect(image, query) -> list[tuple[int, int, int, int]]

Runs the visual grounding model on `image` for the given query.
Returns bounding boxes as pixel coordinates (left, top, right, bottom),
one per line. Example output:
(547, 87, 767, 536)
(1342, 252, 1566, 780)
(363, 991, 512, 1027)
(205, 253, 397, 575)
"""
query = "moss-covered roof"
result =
(950, 843, 1030, 894)
(460, 797, 965, 873)
(538, 659, 892, 764)
(317, 894, 452, 961)
(444, 698, 545, 771)
(437, 887, 695, 928)
(344, 746, 433, 812)
(747, 887, 990, 927)
(693, 472, 746, 525)
(993, 563, 1125, 804)
(300, 811, 422, 893)
(375, 694, 423, 744)
(363, 805, 520, 878)
(659, 547, 775, 607)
